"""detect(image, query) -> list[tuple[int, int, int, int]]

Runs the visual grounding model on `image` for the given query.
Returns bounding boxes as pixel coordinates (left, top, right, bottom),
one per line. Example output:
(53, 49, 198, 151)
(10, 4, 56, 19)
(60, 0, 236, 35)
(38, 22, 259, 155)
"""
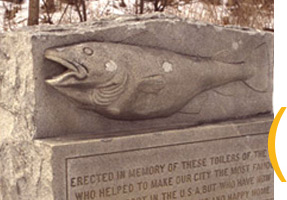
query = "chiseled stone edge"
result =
(0, 33, 48, 200)
(20, 13, 271, 36)
(0, 32, 36, 141)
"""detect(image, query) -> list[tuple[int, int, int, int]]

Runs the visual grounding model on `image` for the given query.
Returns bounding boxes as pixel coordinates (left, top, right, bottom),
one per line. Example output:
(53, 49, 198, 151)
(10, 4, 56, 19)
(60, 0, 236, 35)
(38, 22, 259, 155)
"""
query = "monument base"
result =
(37, 115, 274, 200)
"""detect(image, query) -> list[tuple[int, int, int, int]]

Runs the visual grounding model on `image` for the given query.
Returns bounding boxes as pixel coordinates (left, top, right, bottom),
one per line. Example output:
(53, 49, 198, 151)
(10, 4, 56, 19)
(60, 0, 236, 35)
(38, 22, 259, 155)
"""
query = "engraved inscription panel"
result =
(66, 134, 273, 200)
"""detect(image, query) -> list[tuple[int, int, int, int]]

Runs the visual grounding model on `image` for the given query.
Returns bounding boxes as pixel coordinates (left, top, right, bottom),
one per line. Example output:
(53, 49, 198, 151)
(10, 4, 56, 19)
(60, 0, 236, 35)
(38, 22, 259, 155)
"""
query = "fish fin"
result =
(213, 82, 244, 96)
(138, 75, 166, 94)
(179, 93, 208, 115)
(212, 49, 231, 61)
(242, 42, 269, 92)
(213, 87, 235, 97)
(213, 43, 270, 93)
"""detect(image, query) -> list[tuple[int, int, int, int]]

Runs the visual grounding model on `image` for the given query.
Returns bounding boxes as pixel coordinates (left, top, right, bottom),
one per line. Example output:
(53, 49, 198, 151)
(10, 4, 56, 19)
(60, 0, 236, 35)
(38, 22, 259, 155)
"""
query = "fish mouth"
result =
(45, 50, 88, 87)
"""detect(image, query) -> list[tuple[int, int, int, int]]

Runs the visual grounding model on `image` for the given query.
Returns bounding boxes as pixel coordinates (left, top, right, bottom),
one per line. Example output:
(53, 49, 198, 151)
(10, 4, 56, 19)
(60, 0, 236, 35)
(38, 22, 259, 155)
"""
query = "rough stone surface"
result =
(0, 140, 53, 200)
(43, 115, 273, 200)
(0, 33, 35, 141)
(0, 14, 274, 139)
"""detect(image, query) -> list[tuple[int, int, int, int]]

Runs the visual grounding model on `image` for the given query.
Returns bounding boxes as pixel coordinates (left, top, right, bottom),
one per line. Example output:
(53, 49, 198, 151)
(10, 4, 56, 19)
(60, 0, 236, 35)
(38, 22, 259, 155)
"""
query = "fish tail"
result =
(242, 42, 270, 93)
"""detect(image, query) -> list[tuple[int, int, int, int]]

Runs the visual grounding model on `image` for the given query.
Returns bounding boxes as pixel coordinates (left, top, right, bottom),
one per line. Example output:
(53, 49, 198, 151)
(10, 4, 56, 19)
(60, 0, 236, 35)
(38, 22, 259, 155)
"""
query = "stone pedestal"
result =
(38, 116, 273, 200)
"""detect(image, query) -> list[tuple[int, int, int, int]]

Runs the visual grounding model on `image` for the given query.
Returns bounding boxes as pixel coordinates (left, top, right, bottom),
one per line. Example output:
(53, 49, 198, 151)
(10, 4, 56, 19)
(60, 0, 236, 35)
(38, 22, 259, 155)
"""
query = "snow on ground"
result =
(0, 0, 29, 31)
(0, 0, 139, 32)
(0, 0, 218, 32)
(0, 0, 273, 33)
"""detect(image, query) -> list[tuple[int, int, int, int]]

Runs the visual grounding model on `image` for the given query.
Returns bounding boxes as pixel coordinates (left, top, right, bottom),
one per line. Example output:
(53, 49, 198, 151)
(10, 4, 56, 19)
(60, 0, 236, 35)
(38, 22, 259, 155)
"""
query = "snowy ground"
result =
(0, 0, 273, 32)
(0, 0, 29, 31)
(0, 0, 222, 32)
(0, 0, 143, 31)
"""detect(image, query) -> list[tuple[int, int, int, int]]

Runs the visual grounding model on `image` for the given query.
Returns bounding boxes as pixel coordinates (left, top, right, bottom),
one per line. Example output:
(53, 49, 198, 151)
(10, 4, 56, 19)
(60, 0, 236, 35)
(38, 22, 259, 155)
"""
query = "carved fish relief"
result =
(45, 42, 266, 120)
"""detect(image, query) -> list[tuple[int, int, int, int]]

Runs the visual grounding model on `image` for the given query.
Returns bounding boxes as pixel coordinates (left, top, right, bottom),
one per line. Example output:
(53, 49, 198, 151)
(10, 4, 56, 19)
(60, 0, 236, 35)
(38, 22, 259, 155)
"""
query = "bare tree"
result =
(137, 0, 171, 13)
(154, 0, 167, 11)
(140, 0, 144, 14)
(28, 0, 39, 25)
(41, 0, 55, 24)
(120, 0, 127, 7)
(81, 0, 87, 21)
(45, 0, 55, 12)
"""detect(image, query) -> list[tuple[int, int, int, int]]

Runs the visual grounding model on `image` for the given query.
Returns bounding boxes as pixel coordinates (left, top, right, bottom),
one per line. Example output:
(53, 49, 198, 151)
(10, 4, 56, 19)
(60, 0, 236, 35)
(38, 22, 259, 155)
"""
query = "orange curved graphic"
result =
(268, 107, 286, 182)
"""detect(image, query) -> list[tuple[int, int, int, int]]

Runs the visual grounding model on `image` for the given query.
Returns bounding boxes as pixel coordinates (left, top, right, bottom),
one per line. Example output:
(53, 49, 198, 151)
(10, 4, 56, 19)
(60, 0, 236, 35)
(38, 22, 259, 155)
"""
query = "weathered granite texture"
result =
(0, 34, 50, 200)
(0, 14, 273, 139)
(0, 140, 53, 200)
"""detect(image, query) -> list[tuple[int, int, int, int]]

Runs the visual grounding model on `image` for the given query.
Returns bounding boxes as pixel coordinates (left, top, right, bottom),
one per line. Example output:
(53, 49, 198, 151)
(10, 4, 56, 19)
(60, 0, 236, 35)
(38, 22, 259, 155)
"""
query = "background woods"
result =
(0, 0, 273, 31)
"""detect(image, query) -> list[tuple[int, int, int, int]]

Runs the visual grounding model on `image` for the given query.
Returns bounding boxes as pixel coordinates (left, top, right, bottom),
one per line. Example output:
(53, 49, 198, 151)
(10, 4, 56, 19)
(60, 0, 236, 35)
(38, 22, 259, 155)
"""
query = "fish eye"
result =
(83, 47, 94, 56)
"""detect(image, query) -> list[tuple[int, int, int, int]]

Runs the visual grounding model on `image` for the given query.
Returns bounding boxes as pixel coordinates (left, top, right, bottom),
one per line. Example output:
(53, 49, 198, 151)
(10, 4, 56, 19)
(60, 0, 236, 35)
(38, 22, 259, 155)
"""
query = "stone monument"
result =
(0, 14, 274, 200)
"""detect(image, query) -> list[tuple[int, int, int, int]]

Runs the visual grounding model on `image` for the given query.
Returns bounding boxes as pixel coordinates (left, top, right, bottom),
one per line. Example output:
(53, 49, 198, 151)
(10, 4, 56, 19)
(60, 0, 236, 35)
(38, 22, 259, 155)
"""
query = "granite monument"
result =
(0, 14, 274, 200)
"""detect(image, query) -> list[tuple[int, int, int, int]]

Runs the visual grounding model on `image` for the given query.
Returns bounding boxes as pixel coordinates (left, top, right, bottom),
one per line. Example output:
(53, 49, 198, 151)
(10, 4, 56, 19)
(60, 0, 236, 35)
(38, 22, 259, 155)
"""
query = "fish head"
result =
(45, 42, 127, 108)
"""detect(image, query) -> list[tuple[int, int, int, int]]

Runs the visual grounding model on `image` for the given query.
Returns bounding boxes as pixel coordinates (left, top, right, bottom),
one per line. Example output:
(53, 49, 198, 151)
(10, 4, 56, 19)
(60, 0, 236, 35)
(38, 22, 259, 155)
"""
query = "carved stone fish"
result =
(45, 42, 265, 120)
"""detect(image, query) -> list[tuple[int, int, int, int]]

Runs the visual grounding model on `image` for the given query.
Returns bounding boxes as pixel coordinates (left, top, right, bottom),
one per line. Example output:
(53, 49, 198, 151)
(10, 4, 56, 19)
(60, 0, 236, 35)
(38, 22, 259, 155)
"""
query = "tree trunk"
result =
(46, 0, 55, 12)
(135, 0, 138, 14)
(140, 0, 144, 14)
(81, 0, 87, 21)
(159, 0, 167, 11)
(154, 0, 159, 11)
(28, 0, 39, 25)
(120, 0, 127, 7)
